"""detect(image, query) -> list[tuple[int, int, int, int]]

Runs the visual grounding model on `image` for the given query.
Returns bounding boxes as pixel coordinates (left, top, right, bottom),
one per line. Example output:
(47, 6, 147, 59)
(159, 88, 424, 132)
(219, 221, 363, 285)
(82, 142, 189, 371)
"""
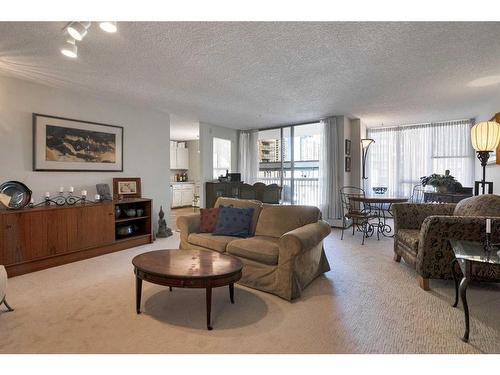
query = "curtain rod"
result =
(367, 118, 475, 132)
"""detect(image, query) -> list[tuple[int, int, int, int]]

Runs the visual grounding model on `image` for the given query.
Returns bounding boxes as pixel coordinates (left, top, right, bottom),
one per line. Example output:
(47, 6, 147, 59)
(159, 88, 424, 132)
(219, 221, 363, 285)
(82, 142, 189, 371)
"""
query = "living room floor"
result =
(1, 228, 499, 354)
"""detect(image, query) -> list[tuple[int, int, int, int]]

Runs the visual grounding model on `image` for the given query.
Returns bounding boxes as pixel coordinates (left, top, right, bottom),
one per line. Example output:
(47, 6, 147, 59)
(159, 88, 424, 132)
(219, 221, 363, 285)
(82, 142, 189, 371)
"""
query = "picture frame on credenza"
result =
(113, 177, 142, 198)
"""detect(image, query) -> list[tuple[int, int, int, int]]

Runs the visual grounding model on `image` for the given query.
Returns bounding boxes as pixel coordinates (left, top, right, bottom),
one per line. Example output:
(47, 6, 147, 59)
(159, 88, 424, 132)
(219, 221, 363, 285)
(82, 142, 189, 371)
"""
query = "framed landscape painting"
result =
(33, 113, 123, 171)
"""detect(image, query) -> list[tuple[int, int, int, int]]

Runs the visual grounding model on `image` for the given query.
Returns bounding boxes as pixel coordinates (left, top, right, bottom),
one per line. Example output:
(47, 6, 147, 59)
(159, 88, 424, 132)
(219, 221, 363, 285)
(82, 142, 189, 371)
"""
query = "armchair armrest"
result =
(393, 203, 456, 231)
(416, 215, 500, 278)
(176, 213, 201, 246)
(279, 220, 331, 261)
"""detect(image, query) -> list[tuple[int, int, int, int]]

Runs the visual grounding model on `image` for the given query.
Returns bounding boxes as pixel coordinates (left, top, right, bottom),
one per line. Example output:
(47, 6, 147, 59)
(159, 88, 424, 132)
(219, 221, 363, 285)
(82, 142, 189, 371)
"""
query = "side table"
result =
(449, 240, 500, 342)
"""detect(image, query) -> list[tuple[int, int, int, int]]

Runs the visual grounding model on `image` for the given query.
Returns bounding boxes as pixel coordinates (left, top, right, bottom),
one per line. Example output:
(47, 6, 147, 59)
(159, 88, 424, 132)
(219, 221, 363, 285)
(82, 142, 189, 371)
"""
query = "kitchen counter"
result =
(170, 181, 195, 185)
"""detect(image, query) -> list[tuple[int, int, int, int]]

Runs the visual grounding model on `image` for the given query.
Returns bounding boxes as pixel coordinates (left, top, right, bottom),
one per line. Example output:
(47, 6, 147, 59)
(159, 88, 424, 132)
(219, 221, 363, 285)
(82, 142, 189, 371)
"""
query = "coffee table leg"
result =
(169, 286, 173, 292)
(206, 286, 213, 330)
(229, 283, 234, 304)
(136, 276, 142, 314)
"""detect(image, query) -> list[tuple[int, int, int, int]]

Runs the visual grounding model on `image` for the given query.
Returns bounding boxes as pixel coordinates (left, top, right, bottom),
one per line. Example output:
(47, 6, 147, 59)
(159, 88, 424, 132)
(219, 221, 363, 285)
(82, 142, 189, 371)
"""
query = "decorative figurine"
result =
(0, 265, 14, 312)
(156, 205, 172, 238)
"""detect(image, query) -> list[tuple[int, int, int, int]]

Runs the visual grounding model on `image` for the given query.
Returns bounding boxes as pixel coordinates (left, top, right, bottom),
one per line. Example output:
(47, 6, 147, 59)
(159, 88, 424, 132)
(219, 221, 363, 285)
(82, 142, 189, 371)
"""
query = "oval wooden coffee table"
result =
(132, 249, 243, 330)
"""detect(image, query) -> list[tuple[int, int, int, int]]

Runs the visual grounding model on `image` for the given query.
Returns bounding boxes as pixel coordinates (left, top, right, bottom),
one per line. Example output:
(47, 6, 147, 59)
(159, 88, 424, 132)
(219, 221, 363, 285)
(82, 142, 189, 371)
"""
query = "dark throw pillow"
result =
(212, 206, 255, 238)
(199, 208, 220, 233)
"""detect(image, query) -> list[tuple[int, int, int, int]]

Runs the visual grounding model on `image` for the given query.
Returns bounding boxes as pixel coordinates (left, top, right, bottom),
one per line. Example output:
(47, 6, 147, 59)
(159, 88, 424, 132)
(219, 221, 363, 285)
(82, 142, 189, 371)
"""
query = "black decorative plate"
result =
(0, 181, 32, 209)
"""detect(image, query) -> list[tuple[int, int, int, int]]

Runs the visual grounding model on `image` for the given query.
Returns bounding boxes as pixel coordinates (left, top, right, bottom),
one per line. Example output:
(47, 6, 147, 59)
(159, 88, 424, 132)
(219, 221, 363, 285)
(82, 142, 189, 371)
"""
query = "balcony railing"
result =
(258, 177, 319, 206)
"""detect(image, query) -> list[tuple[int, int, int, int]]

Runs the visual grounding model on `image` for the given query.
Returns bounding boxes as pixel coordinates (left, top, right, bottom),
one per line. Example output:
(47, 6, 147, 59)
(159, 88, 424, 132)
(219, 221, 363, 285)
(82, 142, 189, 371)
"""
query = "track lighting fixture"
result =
(66, 21, 91, 41)
(61, 22, 117, 59)
(60, 38, 78, 58)
(99, 21, 117, 33)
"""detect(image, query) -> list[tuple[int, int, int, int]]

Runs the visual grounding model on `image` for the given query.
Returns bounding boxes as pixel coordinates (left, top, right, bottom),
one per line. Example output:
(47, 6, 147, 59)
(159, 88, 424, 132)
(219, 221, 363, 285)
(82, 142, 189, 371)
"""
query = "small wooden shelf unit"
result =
(0, 198, 153, 277)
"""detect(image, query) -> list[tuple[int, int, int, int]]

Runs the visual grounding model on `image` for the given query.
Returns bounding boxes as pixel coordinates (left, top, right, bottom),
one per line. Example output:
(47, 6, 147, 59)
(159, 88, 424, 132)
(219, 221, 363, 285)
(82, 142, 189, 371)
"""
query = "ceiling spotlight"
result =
(61, 38, 77, 58)
(99, 21, 117, 33)
(66, 21, 91, 41)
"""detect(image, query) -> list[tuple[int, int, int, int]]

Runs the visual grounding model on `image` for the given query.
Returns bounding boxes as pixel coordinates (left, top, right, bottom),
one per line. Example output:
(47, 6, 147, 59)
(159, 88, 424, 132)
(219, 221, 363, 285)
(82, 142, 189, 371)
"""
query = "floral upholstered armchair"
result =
(392, 194, 500, 290)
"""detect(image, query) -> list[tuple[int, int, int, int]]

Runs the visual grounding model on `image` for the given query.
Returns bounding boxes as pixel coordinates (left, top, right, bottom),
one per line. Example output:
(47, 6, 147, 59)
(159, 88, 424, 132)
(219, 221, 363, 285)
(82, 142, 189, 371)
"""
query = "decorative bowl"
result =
(0, 181, 32, 209)
(125, 208, 137, 217)
(372, 187, 388, 195)
(116, 225, 134, 236)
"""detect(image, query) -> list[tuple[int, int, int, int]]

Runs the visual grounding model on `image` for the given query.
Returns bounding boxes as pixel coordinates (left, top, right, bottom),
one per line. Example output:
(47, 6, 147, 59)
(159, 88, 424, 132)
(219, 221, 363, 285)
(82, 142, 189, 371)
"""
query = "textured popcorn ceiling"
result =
(1, 22, 500, 129)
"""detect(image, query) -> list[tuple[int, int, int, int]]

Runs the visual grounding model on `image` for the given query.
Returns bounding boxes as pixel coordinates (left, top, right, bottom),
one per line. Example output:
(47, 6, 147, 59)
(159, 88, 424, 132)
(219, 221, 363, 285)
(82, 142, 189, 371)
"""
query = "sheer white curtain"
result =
(238, 130, 259, 184)
(319, 117, 340, 222)
(367, 119, 475, 197)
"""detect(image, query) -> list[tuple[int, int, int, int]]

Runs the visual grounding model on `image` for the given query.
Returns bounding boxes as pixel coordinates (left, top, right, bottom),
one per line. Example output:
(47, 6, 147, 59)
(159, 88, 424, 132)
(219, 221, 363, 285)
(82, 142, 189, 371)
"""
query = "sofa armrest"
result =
(416, 215, 500, 278)
(393, 203, 456, 231)
(176, 213, 201, 245)
(279, 220, 331, 261)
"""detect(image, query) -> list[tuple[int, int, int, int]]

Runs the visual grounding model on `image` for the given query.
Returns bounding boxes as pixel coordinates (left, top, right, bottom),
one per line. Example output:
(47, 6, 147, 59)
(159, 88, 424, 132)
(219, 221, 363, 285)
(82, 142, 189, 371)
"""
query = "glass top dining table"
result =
(348, 195, 409, 238)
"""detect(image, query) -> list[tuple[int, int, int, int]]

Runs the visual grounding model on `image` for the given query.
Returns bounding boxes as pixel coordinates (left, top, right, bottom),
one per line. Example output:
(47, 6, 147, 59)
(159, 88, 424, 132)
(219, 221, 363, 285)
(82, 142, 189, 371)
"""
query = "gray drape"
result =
(319, 117, 340, 223)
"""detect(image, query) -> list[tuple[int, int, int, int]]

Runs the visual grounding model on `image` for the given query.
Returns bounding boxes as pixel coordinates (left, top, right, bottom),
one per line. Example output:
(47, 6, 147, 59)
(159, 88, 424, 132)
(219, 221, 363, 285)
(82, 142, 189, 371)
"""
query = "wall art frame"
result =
(33, 113, 124, 172)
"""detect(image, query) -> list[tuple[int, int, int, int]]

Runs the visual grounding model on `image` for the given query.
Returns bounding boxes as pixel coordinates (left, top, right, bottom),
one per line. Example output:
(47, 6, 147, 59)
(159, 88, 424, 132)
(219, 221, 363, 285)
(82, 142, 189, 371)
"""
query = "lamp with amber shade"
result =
(471, 121, 500, 195)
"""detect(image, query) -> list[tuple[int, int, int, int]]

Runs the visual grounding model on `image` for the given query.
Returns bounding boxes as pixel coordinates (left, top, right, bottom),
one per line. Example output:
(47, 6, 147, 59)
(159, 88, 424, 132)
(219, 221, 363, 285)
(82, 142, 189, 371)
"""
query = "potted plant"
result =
(420, 170, 462, 193)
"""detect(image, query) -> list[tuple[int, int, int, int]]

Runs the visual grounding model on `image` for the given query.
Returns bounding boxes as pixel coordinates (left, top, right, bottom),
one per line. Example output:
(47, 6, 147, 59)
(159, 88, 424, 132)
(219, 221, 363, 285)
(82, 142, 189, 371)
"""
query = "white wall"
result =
(186, 140, 201, 183)
(0, 75, 170, 230)
(349, 118, 363, 189)
(198, 122, 239, 207)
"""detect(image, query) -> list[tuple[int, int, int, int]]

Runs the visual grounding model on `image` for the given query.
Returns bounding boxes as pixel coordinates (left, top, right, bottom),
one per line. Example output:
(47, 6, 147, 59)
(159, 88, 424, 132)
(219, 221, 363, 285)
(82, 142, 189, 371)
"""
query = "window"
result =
(367, 119, 475, 197)
(213, 137, 232, 179)
(257, 123, 321, 205)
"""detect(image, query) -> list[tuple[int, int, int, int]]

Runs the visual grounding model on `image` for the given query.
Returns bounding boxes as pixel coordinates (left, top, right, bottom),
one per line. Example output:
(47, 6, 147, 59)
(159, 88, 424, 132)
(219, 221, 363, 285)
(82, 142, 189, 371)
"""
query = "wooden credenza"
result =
(0, 198, 153, 277)
(423, 192, 473, 203)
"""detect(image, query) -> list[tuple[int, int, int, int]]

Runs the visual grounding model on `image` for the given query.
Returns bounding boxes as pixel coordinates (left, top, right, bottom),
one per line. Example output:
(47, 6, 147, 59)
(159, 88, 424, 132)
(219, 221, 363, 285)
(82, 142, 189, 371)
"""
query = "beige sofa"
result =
(177, 197, 331, 301)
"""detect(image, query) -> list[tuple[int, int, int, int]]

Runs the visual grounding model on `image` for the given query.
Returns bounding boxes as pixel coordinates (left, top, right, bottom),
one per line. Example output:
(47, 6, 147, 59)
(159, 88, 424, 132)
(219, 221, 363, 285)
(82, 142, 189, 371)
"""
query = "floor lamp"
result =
(471, 121, 500, 195)
(361, 138, 375, 190)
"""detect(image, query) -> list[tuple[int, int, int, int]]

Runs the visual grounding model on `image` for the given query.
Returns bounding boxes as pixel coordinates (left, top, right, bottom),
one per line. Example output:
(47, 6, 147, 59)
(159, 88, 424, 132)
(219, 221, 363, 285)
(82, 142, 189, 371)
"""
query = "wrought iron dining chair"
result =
(339, 186, 378, 245)
(410, 184, 425, 203)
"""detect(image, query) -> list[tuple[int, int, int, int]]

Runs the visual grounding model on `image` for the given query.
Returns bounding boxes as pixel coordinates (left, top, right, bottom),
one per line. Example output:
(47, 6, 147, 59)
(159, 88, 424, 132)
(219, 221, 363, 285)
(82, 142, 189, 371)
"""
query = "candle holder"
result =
(483, 219, 500, 253)
(484, 233, 492, 253)
(65, 192, 86, 205)
(30, 194, 67, 207)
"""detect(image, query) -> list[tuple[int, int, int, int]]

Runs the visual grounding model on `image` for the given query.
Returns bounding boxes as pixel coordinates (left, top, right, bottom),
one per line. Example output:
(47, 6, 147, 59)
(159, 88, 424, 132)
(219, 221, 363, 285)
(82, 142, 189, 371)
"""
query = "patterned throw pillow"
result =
(213, 206, 255, 238)
(199, 208, 220, 233)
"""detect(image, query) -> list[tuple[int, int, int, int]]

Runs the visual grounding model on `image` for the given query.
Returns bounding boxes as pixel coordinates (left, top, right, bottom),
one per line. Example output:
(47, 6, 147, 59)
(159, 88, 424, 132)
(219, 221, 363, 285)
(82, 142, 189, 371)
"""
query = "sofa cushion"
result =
(454, 194, 500, 217)
(187, 233, 235, 253)
(199, 208, 219, 233)
(396, 229, 420, 254)
(255, 205, 321, 238)
(214, 197, 263, 235)
(213, 206, 254, 237)
(226, 236, 280, 265)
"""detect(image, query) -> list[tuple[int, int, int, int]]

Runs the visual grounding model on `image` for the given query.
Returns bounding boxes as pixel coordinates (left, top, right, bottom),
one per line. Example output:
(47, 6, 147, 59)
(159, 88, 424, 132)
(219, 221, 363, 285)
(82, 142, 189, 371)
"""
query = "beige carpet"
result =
(1, 229, 499, 353)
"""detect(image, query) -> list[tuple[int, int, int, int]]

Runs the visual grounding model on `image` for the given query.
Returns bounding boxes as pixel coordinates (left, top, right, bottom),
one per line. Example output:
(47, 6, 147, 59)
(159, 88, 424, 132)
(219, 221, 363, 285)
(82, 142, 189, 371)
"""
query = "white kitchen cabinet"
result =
(170, 143, 189, 170)
(171, 183, 195, 208)
(170, 141, 177, 169)
(180, 184, 195, 206)
(172, 189, 182, 207)
(176, 148, 189, 170)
